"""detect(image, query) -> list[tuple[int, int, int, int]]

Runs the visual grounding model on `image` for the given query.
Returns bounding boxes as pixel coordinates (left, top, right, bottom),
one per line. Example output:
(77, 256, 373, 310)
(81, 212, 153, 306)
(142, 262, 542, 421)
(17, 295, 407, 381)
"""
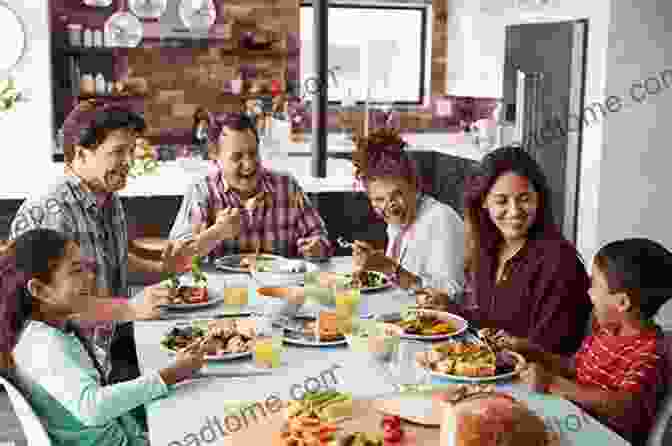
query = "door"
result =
(502, 20, 588, 243)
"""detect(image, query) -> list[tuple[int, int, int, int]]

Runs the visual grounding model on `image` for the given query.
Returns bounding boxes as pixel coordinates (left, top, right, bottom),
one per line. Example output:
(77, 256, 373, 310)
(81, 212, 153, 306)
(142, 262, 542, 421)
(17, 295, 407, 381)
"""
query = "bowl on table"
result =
(347, 319, 402, 362)
(252, 259, 320, 287)
(256, 287, 306, 320)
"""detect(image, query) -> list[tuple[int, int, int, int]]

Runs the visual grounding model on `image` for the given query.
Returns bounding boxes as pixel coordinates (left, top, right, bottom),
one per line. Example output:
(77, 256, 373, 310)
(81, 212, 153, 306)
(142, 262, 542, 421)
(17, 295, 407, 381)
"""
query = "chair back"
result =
(0, 375, 53, 446)
(647, 329, 672, 446)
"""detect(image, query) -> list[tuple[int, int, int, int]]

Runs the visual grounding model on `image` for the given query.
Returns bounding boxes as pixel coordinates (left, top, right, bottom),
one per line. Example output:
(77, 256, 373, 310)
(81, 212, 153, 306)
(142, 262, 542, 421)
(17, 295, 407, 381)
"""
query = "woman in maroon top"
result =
(418, 146, 592, 355)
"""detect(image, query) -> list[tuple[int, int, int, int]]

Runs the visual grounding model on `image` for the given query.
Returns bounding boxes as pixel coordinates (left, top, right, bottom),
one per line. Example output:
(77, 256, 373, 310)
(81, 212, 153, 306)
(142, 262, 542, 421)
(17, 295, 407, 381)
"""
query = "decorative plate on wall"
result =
(129, 0, 168, 20)
(83, 0, 114, 7)
(179, 0, 217, 31)
(0, 2, 27, 79)
(105, 11, 144, 47)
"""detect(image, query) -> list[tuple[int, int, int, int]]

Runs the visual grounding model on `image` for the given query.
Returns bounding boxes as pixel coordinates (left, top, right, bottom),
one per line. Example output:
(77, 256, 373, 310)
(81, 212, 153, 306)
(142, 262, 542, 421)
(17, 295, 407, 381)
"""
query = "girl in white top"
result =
(351, 129, 465, 296)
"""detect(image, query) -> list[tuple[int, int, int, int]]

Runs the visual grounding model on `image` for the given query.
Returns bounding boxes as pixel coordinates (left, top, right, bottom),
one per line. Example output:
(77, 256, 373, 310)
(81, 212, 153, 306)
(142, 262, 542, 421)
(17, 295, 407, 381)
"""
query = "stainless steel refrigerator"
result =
(501, 20, 588, 243)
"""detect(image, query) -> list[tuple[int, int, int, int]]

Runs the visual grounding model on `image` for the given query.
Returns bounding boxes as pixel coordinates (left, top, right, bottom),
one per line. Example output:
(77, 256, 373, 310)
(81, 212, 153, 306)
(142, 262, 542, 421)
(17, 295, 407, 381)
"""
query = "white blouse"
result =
(385, 194, 465, 295)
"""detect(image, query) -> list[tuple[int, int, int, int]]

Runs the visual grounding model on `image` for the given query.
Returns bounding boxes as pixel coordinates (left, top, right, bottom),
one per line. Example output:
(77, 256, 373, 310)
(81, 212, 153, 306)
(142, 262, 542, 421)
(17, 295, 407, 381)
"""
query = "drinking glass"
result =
(223, 277, 249, 314)
(252, 316, 283, 369)
(332, 278, 361, 335)
(387, 341, 432, 392)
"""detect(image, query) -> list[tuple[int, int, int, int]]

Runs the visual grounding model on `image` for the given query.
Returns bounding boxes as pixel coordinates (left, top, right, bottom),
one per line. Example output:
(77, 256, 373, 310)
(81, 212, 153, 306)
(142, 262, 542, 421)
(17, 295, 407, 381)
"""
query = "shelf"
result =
(59, 46, 118, 56)
(57, 44, 291, 57)
(75, 94, 147, 101)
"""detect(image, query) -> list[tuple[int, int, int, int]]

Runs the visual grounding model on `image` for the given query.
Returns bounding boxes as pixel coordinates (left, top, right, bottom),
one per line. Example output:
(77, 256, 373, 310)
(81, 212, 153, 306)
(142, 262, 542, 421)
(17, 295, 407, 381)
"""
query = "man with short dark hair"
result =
(10, 102, 192, 385)
(170, 112, 333, 259)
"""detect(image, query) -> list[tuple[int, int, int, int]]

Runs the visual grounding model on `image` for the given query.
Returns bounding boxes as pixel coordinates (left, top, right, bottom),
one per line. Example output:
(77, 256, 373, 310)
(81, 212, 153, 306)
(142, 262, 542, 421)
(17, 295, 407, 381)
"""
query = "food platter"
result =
(160, 319, 256, 361)
(252, 259, 320, 286)
(281, 315, 348, 347)
(416, 341, 527, 383)
(159, 294, 225, 310)
(302, 271, 393, 293)
(376, 309, 468, 341)
(214, 254, 287, 273)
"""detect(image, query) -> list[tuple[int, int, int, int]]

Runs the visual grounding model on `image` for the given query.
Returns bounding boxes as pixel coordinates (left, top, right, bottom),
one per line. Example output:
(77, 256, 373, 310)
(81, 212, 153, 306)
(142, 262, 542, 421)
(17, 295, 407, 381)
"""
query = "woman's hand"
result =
(415, 288, 450, 309)
(520, 362, 554, 394)
(352, 240, 395, 273)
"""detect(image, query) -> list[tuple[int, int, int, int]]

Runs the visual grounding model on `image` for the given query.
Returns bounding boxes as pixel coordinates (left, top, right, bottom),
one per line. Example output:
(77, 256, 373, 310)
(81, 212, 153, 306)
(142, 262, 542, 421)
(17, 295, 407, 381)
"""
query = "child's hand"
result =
(520, 363, 554, 394)
(160, 347, 206, 385)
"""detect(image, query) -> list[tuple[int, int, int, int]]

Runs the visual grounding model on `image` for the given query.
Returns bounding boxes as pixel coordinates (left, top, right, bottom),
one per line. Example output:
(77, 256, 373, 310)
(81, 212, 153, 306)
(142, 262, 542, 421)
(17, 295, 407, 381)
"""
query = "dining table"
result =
(131, 256, 630, 446)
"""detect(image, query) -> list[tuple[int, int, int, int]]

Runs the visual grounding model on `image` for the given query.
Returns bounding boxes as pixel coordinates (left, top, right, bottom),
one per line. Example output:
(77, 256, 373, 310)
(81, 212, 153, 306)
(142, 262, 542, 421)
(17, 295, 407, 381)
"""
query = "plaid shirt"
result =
(574, 320, 662, 444)
(9, 173, 128, 375)
(170, 160, 333, 258)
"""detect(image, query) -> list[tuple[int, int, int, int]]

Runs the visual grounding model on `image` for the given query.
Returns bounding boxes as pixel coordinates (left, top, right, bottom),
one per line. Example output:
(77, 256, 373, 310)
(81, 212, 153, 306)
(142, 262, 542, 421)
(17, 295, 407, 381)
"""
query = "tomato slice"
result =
(186, 287, 208, 303)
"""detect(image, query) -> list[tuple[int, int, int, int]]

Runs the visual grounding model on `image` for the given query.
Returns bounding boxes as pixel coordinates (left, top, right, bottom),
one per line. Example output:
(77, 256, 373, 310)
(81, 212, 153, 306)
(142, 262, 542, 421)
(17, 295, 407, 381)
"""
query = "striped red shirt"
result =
(574, 320, 662, 444)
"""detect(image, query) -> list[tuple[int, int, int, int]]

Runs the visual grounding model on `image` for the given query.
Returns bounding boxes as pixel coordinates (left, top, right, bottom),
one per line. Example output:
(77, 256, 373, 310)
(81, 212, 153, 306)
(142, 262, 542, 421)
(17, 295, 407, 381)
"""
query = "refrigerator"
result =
(501, 20, 588, 244)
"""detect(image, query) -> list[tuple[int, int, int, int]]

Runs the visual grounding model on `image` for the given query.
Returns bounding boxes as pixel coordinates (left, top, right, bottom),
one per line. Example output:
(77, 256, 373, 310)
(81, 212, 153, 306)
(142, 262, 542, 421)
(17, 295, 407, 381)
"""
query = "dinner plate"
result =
(376, 310, 469, 341)
(159, 295, 225, 311)
(252, 259, 320, 286)
(282, 329, 348, 347)
(424, 350, 527, 383)
(161, 345, 253, 361)
(214, 254, 287, 273)
(301, 271, 393, 293)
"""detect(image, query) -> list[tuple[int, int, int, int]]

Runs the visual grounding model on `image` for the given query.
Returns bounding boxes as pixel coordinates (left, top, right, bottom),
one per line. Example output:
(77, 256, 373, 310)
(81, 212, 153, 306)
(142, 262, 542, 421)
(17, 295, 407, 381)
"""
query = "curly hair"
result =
(352, 128, 421, 192)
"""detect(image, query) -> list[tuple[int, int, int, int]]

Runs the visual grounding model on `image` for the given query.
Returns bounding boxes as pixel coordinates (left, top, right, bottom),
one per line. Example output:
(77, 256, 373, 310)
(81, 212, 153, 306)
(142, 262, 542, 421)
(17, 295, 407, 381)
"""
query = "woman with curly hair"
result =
(351, 128, 465, 295)
(417, 146, 592, 355)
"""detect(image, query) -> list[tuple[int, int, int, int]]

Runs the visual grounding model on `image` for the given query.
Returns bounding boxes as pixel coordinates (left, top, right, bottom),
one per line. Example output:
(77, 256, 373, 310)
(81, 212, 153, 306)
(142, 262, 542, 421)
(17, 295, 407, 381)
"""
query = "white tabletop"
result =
(132, 257, 629, 446)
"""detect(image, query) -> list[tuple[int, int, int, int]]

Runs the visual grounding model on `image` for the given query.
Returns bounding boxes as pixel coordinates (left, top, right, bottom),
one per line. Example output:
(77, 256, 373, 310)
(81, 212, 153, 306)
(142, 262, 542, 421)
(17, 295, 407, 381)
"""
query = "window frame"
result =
(299, 1, 432, 107)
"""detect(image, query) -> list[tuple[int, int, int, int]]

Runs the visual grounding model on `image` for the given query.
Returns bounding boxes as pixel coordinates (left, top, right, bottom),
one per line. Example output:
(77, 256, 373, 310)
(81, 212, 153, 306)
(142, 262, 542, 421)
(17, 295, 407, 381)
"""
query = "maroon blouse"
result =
(459, 236, 592, 355)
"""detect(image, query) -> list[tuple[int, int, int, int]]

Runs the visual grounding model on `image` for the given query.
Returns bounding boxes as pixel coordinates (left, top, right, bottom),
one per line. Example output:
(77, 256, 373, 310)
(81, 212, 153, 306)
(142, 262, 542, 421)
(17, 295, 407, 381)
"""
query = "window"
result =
(300, 2, 429, 105)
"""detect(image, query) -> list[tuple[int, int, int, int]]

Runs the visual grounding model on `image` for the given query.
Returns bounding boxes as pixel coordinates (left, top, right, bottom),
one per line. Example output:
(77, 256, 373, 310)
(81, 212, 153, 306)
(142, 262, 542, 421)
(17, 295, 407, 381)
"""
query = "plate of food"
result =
(160, 257, 225, 310)
(252, 258, 320, 286)
(284, 390, 355, 424)
(415, 340, 526, 383)
(282, 312, 348, 347)
(160, 319, 256, 360)
(302, 271, 392, 293)
(214, 253, 287, 273)
(376, 309, 468, 341)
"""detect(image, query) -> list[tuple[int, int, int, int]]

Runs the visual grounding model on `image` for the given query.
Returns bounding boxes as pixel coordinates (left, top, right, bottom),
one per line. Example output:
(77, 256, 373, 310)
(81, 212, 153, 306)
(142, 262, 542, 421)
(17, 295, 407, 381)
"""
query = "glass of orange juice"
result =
(223, 278, 249, 314)
(332, 277, 361, 335)
(252, 316, 283, 368)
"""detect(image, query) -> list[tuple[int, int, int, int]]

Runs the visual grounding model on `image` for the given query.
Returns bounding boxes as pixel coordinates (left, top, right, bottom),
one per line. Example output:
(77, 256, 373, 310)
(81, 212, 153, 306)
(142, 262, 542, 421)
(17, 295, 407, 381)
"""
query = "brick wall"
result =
(52, 0, 497, 145)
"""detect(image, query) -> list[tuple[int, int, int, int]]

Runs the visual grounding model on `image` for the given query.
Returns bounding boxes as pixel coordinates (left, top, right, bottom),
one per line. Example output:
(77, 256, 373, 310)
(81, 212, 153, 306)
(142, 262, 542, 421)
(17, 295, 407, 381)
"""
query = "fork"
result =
(336, 236, 353, 249)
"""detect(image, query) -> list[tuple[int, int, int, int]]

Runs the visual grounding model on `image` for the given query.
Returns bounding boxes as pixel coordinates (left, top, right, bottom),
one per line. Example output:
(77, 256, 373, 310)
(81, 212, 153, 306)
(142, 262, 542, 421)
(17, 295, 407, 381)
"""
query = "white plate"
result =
(283, 336, 348, 347)
(376, 310, 469, 341)
(161, 345, 252, 361)
(302, 271, 393, 293)
(252, 260, 320, 286)
(160, 295, 225, 311)
(424, 350, 527, 383)
(214, 254, 287, 273)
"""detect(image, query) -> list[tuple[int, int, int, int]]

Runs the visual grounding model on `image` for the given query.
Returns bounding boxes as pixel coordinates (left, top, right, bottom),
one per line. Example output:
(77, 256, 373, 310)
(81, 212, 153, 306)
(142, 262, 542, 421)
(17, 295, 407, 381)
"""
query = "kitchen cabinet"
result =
(444, 0, 504, 98)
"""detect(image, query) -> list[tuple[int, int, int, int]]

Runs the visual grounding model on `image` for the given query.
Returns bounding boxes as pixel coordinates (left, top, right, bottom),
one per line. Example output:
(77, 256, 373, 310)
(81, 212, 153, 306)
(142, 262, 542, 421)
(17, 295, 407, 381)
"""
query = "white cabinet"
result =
(445, 0, 506, 98)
